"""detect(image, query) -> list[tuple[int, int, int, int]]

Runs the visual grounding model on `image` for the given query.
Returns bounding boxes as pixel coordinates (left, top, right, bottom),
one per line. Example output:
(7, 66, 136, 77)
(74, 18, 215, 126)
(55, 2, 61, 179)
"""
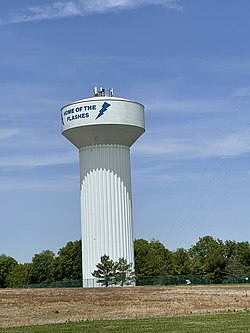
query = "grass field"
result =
(0, 285, 249, 329)
(0, 312, 249, 333)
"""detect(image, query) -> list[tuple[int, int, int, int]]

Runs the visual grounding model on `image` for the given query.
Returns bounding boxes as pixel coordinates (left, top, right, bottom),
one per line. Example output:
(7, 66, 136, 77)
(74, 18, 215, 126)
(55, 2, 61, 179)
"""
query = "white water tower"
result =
(61, 87, 145, 286)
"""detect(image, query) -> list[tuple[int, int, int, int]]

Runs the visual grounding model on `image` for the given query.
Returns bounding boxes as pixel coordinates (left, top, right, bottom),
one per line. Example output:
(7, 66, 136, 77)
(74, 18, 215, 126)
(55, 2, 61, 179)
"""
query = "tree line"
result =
(0, 236, 249, 288)
(0, 240, 82, 288)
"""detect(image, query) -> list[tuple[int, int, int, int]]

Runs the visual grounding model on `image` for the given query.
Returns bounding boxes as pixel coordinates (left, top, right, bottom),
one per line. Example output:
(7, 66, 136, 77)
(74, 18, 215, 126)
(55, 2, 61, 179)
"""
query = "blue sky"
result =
(1, 0, 250, 263)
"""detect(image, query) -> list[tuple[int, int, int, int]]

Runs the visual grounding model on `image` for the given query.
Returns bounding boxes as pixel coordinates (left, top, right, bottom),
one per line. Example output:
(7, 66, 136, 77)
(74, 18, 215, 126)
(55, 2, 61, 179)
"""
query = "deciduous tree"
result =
(0, 255, 17, 288)
(55, 240, 82, 281)
(29, 250, 55, 284)
(134, 239, 170, 276)
(7, 263, 31, 288)
(189, 236, 224, 274)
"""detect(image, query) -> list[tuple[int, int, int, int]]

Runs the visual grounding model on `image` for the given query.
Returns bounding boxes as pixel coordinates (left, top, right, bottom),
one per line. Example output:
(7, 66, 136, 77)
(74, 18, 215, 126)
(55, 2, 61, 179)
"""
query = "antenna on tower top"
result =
(93, 87, 114, 97)
(93, 87, 98, 97)
(109, 88, 114, 97)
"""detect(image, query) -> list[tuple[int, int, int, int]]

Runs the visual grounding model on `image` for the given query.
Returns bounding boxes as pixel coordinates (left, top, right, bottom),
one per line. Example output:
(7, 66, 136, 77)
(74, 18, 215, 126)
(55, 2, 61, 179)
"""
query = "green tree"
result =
(189, 236, 224, 274)
(223, 240, 250, 276)
(203, 248, 227, 283)
(29, 250, 56, 284)
(224, 240, 238, 258)
(146, 240, 169, 276)
(225, 255, 245, 278)
(235, 241, 250, 270)
(92, 255, 116, 287)
(7, 263, 31, 288)
(173, 248, 192, 275)
(134, 239, 169, 276)
(115, 258, 135, 286)
(0, 255, 17, 288)
(55, 240, 82, 281)
(134, 239, 151, 276)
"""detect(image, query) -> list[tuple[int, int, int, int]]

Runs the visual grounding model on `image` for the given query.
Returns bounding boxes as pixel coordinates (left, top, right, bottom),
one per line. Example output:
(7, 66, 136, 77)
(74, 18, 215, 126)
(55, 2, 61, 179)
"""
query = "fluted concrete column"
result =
(80, 145, 134, 285)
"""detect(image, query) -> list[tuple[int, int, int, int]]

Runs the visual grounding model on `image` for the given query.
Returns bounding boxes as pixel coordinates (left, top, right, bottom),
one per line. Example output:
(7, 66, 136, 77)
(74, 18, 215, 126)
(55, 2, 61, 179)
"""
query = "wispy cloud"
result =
(134, 128, 250, 160)
(0, 151, 77, 169)
(196, 57, 250, 75)
(0, 129, 20, 140)
(1, 0, 183, 25)
(145, 99, 235, 115)
(231, 86, 250, 98)
(0, 175, 78, 191)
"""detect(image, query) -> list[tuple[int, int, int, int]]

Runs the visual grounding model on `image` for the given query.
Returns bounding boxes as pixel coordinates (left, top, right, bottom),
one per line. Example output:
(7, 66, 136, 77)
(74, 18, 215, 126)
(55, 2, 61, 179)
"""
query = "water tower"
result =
(61, 87, 145, 286)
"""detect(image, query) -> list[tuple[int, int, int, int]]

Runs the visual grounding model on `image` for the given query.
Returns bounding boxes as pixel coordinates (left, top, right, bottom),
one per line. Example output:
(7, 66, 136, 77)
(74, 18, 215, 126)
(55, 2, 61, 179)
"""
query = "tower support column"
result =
(79, 144, 134, 286)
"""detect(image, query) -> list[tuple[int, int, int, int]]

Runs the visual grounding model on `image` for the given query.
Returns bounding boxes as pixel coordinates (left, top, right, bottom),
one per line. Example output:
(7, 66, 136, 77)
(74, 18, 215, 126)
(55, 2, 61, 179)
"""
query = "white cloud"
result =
(1, 0, 183, 24)
(0, 129, 20, 140)
(0, 151, 77, 169)
(0, 176, 78, 191)
(134, 128, 250, 160)
(231, 86, 250, 98)
(196, 57, 250, 75)
(145, 99, 233, 115)
(83, 0, 183, 12)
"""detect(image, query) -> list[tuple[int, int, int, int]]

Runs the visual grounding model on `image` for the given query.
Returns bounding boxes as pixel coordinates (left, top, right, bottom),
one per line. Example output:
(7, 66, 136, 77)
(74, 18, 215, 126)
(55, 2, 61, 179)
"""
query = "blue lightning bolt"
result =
(95, 102, 111, 120)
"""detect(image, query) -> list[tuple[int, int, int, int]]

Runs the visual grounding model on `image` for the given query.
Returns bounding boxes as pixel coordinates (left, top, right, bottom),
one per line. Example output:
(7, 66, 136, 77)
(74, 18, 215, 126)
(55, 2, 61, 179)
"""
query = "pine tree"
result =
(115, 258, 135, 286)
(92, 255, 116, 287)
(92, 255, 135, 287)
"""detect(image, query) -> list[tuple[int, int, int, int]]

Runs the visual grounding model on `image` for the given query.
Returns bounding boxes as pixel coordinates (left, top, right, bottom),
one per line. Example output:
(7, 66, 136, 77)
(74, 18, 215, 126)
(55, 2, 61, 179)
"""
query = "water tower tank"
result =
(61, 87, 145, 286)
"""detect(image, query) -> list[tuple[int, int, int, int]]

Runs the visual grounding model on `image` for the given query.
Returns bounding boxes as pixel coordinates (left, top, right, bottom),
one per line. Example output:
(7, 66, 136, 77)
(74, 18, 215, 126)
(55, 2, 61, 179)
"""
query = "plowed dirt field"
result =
(0, 285, 249, 327)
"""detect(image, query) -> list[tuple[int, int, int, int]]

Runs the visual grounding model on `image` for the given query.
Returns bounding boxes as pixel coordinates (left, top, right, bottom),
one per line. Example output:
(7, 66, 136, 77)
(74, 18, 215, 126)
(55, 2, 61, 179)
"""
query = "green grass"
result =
(1, 312, 250, 333)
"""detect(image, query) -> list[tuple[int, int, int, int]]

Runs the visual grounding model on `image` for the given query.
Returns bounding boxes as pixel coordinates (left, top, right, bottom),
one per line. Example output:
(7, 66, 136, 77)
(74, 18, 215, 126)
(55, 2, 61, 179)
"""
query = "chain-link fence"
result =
(22, 280, 83, 288)
(136, 275, 250, 286)
(135, 275, 209, 286)
(22, 275, 250, 288)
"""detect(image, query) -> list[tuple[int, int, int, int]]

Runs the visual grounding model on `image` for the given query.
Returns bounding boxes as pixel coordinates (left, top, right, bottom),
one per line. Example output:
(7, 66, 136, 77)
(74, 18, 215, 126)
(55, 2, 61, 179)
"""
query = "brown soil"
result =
(0, 285, 249, 328)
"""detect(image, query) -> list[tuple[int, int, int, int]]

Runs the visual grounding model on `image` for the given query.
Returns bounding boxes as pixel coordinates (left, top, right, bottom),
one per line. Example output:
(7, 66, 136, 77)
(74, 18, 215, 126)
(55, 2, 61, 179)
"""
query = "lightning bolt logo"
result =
(95, 102, 111, 120)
